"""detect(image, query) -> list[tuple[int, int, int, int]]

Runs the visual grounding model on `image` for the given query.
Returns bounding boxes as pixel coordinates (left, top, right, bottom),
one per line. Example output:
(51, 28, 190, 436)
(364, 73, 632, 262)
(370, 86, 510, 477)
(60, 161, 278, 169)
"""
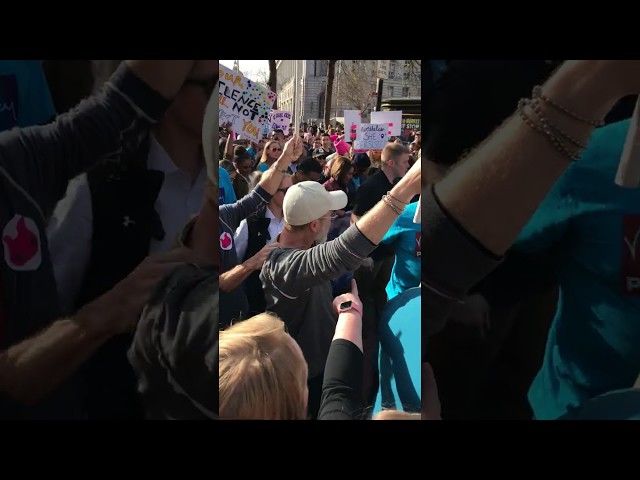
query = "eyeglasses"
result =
(184, 76, 217, 97)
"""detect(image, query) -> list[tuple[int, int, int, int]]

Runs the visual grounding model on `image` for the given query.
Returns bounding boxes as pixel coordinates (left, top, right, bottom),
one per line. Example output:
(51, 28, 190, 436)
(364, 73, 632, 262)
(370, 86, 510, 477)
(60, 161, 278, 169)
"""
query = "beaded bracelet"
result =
(532, 86, 605, 128)
(387, 191, 410, 205)
(524, 98, 589, 150)
(517, 101, 582, 162)
(382, 194, 404, 215)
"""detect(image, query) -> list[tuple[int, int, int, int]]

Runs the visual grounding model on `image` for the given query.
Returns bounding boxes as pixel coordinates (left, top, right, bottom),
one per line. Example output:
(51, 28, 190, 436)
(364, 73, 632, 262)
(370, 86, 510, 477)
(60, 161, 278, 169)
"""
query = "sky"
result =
(219, 60, 269, 82)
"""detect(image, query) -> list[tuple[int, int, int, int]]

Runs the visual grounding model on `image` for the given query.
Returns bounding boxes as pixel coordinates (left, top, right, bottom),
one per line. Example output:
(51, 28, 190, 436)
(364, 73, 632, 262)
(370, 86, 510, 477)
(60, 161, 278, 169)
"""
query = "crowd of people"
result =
(3, 59, 640, 421)
(218, 114, 422, 419)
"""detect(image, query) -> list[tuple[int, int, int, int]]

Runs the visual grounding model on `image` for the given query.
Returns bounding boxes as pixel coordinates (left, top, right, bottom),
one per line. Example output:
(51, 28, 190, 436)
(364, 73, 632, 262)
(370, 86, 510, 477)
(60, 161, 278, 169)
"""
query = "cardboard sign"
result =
(371, 111, 403, 137)
(218, 63, 275, 143)
(344, 110, 362, 143)
(269, 110, 292, 135)
(354, 124, 388, 152)
(377, 60, 390, 80)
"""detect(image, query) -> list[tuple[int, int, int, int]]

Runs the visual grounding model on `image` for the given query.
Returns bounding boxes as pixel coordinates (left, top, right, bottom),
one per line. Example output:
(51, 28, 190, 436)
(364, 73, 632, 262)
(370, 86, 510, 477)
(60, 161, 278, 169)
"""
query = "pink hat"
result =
(334, 140, 350, 156)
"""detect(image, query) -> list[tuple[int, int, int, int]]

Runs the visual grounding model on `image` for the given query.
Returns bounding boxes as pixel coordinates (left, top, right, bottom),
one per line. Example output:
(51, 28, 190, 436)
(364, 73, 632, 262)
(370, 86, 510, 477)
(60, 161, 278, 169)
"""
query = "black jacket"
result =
(0, 63, 171, 419)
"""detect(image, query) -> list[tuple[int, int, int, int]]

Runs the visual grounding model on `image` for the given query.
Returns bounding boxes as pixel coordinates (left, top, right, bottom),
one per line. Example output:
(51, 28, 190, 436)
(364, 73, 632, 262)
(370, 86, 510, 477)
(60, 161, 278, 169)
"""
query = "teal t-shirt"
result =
(516, 119, 640, 419)
(381, 202, 421, 300)
(257, 162, 269, 173)
(0, 60, 55, 132)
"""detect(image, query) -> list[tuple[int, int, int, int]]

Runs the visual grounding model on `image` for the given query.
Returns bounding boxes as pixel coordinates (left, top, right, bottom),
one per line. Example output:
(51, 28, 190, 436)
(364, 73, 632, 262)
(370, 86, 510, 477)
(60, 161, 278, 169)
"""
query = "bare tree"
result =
(405, 60, 422, 83)
(251, 67, 270, 87)
(334, 60, 377, 112)
(268, 60, 277, 110)
(323, 60, 337, 127)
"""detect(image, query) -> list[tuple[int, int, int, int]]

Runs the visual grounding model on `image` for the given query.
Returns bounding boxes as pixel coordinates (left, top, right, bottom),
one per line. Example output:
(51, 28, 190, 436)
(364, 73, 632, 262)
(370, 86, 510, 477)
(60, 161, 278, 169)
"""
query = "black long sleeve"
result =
(318, 339, 364, 420)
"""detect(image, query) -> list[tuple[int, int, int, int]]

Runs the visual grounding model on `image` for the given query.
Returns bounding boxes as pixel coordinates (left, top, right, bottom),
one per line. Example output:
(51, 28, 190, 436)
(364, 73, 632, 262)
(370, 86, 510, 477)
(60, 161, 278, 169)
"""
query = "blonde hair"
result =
(258, 140, 282, 167)
(219, 313, 308, 420)
(381, 143, 410, 166)
(373, 410, 422, 420)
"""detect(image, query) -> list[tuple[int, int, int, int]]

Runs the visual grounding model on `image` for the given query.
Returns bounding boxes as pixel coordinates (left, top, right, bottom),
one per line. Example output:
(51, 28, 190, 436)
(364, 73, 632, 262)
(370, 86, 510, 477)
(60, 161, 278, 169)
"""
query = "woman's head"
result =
(219, 160, 236, 180)
(235, 155, 253, 177)
(330, 156, 354, 185)
(260, 140, 283, 164)
(219, 313, 309, 420)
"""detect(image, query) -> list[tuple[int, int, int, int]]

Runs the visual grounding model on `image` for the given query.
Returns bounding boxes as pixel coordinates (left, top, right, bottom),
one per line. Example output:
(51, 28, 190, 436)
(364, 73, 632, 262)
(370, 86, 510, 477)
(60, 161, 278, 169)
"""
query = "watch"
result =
(338, 300, 362, 316)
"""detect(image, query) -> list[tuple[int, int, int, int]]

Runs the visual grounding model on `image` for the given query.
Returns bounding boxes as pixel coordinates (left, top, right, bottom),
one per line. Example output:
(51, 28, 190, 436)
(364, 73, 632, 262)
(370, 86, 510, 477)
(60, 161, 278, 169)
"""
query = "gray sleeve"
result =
(0, 62, 171, 217)
(422, 185, 502, 336)
(263, 224, 376, 297)
(219, 185, 271, 232)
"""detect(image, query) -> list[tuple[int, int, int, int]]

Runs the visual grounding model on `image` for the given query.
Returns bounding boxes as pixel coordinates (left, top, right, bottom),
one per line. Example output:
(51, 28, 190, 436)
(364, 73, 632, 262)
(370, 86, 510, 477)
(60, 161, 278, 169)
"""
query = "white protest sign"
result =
(371, 111, 403, 137)
(377, 60, 390, 80)
(269, 110, 292, 135)
(344, 110, 362, 143)
(354, 124, 388, 152)
(218, 63, 276, 143)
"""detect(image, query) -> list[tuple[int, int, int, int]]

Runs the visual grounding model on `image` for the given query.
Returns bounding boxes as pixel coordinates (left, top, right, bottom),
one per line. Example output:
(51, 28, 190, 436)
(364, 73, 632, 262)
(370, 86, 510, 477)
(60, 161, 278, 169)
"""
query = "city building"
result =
(275, 60, 421, 127)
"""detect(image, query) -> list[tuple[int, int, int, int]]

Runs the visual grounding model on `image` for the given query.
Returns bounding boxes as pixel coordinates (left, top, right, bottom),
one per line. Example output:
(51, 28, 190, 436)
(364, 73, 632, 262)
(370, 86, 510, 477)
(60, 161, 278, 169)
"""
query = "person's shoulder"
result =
(358, 171, 384, 191)
(219, 166, 231, 181)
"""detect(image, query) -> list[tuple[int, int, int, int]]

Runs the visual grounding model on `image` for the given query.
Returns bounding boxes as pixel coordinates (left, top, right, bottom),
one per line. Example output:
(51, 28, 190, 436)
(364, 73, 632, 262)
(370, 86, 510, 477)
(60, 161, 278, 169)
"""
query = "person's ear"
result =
(309, 219, 321, 234)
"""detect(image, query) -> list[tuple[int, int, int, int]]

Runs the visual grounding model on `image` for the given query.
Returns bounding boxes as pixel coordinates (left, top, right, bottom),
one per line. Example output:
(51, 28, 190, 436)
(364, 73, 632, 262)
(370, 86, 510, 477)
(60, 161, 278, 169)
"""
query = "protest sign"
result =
(344, 110, 362, 143)
(218, 63, 275, 143)
(377, 60, 390, 80)
(269, 110, 292, 135)
(401, 117, 421, 140)
(354, 124, 388, 152)
(371, 111, 403, 137)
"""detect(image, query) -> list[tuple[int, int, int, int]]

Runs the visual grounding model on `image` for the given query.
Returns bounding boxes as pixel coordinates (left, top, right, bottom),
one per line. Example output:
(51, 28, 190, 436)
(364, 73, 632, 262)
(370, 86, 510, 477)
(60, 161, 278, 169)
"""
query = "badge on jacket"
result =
(2, 215, 42, 271)
(220, 232, 233, 251)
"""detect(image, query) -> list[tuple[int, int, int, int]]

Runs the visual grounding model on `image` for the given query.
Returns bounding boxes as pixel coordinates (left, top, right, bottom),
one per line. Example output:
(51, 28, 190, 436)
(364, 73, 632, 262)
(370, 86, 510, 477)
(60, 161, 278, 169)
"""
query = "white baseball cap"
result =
(283, 181, 347, 226)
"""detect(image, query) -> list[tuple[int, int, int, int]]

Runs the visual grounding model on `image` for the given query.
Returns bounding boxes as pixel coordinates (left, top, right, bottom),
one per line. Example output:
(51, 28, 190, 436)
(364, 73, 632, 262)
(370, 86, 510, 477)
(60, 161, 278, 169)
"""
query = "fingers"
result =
(351, 278, 358, 296)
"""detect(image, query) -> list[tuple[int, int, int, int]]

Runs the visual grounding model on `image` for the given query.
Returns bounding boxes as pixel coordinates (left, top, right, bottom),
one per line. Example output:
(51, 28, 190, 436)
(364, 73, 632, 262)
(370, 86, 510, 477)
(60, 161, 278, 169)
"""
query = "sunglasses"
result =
(184, 76, 217, 97)
(270, 147, 282, 152)
(277, 187, 290, 194)
(320, 212, 338, 220)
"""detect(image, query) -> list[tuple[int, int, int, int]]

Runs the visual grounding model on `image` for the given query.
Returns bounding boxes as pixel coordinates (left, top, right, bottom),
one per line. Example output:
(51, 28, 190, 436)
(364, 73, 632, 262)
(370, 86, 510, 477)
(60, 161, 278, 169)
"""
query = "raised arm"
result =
(318, 280, 365, 420)
(435, 60, 626, 256)
(423, 60, 639, 336)
(257, 134, 303, 195)
(0, 60, 195, 215)
(266, 160, 422, 296)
